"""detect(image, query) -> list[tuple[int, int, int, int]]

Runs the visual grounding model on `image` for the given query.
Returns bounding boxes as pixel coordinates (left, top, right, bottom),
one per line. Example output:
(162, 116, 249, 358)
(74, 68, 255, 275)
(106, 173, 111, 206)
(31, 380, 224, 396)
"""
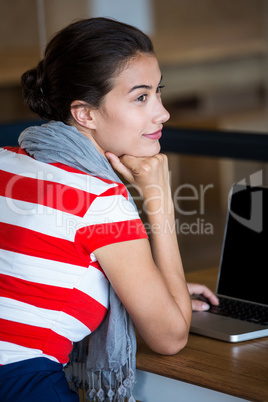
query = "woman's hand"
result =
(105, 152, 170, 199)
(187, 283, 219, 311)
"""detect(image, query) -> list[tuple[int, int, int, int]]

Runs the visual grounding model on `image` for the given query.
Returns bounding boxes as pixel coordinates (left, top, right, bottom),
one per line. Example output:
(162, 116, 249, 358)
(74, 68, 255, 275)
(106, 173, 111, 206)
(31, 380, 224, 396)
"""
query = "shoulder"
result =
(49, 161, 128, 197)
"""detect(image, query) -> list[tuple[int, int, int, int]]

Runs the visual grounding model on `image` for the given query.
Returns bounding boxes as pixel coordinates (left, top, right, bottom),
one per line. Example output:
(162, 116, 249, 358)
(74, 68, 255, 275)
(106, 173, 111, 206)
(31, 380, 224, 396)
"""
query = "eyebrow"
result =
(128, 76, 163, 93)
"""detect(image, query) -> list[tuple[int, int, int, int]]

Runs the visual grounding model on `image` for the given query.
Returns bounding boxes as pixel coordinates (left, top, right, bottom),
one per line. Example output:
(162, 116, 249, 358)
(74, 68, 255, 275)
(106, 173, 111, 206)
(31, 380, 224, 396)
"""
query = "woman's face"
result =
(88, 54, 170, 157)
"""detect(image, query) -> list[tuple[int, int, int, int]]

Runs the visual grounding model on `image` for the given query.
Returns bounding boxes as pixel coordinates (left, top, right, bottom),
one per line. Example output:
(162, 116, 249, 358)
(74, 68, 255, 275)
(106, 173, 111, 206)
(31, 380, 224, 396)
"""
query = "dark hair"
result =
(21, 17, 154, 123)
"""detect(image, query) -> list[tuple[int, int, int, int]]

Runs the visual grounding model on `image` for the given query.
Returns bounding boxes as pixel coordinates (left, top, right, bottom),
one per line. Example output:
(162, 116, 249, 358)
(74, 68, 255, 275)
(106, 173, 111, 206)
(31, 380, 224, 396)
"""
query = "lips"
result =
(143, 130, 162, 140)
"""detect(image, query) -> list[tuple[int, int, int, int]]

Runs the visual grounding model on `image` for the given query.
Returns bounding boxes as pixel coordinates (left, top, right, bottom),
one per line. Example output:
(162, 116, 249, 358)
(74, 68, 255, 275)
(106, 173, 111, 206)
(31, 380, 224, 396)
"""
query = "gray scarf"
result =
(18, 121, 137, 402)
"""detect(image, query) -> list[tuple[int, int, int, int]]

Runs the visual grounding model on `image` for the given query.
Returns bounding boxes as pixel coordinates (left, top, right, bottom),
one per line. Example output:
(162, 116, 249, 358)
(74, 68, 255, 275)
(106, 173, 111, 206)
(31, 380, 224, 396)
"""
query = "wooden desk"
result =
(135, 268, 268, 402)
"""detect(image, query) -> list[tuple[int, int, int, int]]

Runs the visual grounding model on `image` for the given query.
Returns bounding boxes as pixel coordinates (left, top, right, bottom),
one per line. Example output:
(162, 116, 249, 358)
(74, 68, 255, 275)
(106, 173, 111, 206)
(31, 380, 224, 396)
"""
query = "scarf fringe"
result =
(65, 338, 136, 402)
(65, 362, 136, 401)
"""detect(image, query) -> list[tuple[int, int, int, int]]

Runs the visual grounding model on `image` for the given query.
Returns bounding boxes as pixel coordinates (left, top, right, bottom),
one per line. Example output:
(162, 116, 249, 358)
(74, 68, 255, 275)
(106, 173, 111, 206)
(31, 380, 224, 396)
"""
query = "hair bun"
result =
(21, 60, 55, 120)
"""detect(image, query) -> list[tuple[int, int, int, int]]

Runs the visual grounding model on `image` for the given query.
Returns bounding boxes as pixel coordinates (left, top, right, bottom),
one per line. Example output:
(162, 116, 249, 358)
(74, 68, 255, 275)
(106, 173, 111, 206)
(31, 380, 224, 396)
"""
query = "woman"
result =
(0, 18, 218, 401)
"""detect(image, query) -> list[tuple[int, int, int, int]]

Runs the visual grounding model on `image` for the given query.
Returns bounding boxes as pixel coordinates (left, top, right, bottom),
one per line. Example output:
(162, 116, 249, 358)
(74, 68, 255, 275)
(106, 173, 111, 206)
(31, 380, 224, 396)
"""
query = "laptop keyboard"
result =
(209, 297, 268, 326)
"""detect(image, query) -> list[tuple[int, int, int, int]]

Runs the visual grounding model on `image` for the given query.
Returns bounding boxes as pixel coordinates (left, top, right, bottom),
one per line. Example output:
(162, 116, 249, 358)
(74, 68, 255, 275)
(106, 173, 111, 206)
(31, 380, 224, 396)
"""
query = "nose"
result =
(153, 100, 170, 125)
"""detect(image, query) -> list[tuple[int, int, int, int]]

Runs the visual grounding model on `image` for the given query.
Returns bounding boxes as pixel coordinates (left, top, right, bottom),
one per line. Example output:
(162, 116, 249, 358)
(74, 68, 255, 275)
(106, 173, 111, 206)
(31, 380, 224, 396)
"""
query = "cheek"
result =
(96, 108, 150, 154)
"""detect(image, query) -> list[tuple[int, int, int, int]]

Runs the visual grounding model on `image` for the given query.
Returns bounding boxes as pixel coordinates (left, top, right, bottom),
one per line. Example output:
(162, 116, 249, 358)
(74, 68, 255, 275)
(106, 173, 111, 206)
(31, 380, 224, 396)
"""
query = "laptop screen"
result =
(217, 184, 267, 306)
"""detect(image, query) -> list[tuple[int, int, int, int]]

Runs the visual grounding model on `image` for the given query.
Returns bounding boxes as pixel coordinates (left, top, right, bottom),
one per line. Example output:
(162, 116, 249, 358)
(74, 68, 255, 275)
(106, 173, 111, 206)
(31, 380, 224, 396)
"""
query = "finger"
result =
(199, 287, 219, 305)
(119, 154, 149, 176)
(187, 283, 219, 305)
(191, 299, 210, 312)
(105, 152, 135, 182)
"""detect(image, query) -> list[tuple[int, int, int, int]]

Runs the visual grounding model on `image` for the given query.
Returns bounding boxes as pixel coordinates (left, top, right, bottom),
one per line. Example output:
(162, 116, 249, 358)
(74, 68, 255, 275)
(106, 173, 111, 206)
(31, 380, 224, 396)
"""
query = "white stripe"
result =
(0, 195, 83, 242)
(0, 249, 87, 288)
(0, 195, 138, 243)
(81, 194, 139, 227)
(0, 249, 109, 307)
(0, 194, 138, 242)
(76, 267, 109, 308)
(0, 147, 117, 194)
(0, 341, 60, 365)
(0, 297, 91, 341)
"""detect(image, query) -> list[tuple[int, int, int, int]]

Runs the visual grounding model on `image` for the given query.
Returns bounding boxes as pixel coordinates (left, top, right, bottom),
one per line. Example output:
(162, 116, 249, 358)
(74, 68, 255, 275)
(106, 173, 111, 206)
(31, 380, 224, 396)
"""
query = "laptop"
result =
(190, 183, 268, 342)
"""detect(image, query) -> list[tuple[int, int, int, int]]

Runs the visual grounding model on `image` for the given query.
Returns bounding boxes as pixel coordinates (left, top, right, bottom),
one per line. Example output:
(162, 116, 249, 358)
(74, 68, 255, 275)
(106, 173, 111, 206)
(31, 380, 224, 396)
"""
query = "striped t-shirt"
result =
(0, 146, 147, 365)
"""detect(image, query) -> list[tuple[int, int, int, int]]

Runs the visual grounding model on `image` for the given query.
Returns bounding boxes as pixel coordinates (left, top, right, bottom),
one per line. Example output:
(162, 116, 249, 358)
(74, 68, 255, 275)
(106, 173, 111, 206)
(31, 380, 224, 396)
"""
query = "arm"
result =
(93, 153, 192, 355)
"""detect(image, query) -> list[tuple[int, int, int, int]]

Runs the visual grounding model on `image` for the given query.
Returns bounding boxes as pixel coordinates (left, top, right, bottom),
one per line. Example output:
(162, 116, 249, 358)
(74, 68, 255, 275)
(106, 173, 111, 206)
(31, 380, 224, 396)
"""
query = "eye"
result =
(136, 94, 147, 102)
(157, 85, 165, 94)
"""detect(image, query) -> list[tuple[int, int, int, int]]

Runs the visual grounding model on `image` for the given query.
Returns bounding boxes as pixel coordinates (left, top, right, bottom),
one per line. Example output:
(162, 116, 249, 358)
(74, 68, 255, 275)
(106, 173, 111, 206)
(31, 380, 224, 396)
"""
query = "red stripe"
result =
(0, 273, 70, 311)
(0, 319, 72, 364)
(63, 288, 107, 331)
(0, 170, 95, 217)
(76, 219, 148, 253)
(0, 222, 90, 267)
(0, 273, 107, 329)
(100, 184, 128, 199)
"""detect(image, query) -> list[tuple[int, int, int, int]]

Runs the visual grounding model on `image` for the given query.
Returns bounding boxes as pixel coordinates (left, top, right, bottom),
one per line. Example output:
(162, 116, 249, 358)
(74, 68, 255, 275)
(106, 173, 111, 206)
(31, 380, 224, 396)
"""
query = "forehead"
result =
(112, 54, 161, 93)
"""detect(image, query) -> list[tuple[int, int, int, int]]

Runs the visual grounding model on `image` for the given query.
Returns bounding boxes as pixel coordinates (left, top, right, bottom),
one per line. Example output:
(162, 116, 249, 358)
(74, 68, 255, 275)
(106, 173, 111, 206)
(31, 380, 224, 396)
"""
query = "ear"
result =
(70, 100, 97, 130)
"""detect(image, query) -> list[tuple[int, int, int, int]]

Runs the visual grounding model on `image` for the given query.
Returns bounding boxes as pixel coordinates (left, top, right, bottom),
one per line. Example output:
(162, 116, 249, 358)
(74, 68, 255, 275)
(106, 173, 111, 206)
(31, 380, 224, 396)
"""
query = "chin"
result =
(137, 142, 161, 157)
(145, 143, 161, 157)
(130, 150, 161, 158)
(118, 143, 161, 158)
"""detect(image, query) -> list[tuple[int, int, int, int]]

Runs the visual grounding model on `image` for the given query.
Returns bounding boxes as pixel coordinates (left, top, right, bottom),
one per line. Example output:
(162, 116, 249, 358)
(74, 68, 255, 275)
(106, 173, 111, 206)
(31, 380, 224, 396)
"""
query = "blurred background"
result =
(1, 0, 268, 272)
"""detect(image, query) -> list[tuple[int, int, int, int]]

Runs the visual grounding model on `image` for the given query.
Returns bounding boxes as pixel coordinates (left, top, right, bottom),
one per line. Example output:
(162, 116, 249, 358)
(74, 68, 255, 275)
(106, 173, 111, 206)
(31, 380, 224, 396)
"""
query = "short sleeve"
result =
(74, 182, 148, 255)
